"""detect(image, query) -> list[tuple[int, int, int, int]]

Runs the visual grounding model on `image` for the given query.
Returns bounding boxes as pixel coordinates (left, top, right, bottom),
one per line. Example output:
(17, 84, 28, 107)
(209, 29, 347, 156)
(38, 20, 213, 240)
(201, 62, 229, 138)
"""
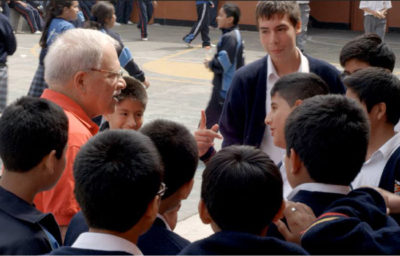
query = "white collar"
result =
(287, 182, 351, 200)
(267, 48, 309, 80)
(72, 232, 142, 255)
(157, 213, 172, 231)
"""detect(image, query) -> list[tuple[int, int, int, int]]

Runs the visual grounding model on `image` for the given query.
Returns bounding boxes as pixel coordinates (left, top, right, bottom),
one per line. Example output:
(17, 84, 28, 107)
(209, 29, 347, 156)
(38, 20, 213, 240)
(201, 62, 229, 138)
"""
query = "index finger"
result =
(199, 110, 207, 130)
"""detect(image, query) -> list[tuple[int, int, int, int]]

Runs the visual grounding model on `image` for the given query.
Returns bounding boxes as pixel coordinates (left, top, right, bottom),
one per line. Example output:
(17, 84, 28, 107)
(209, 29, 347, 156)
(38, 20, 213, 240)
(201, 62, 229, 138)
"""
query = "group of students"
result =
(1, 0, 400, 255)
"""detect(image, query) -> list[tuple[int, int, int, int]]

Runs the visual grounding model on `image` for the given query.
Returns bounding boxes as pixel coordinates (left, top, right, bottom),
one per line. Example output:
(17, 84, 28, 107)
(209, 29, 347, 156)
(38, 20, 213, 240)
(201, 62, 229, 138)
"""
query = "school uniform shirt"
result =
(359, 1, 392, 15)
(138, 214, 190, 255)
(178, 230, 308, 255)
(352, 133, 400, 189)
(288, 182, 351, 217)
(50, 232, 141, 255)
(0, 186, 62, 254)
(259, 49, 309, 164)
(35, 89, 99, 226)
(301, 187, 400, 254)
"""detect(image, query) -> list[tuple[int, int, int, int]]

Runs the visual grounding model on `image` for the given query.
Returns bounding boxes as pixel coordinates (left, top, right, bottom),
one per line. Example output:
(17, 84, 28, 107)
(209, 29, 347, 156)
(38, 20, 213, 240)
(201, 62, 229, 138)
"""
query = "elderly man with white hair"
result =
(34, 28, 126, 239)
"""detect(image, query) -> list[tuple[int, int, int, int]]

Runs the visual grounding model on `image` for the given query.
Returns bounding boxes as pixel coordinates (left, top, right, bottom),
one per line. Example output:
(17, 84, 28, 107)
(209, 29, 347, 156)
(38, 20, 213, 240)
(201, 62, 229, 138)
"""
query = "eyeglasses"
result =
(157, 182, 167, 197)
(90, 68, 124, 81)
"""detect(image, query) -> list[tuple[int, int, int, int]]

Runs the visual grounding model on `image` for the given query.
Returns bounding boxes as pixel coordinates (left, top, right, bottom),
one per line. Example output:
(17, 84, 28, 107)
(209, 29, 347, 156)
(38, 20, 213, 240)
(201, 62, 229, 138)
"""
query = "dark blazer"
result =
(0, 186, 62, 254)
(219, 54, 345, 148)
(49, 246, 132, 255)
(301, 188, 400, 255)
(64, 211, 88, 246)
(178, 230, 308, 255)
(138, 217, 190, 255)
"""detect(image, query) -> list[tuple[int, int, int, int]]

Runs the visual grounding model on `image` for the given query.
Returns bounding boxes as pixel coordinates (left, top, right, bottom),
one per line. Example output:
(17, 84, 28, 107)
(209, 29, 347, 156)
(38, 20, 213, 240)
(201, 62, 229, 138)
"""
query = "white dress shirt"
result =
(72, 232, 143, 255)
(352, 132, 400, 189)
(260, 49, 309, 164)
(287, 182, 351, 201)
(359, 1, 392, 16)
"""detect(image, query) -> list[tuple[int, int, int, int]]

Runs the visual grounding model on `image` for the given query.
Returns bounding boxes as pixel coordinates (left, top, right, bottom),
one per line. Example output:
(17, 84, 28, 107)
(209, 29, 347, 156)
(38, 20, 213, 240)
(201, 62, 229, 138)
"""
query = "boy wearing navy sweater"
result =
(179, 145, 307, 255)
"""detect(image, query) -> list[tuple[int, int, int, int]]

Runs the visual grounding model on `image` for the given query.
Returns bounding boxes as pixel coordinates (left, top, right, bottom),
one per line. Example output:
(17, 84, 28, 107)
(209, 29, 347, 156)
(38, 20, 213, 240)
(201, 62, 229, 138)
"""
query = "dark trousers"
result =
(137, 0, 153, 38)
(13, 1, 43, 32)
(183, 3, 210, 47)
(78, 0, 95, 21)
(116, 0, 133, 24)
(209, 0, 217, 27)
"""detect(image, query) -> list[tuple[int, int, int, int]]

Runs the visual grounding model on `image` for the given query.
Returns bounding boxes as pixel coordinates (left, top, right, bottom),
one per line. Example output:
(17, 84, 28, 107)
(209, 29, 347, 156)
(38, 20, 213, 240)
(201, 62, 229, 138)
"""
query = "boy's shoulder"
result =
(49, 246, 132, 255)
(179, 230, 307, 255)
(138, 217, 190, 255)
(0, 187, 61, 254)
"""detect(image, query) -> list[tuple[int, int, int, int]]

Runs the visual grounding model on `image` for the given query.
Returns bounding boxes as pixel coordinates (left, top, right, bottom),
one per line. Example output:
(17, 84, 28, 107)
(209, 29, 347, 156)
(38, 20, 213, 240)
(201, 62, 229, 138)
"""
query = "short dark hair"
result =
(340, 33, 395, 72)
(271, 72, 329, 106)
(140, 119, 198, 198)
(285, 95, 369, 185)
(255, 1, 300, 27)
(117, 76, 148, 107)
(90, 1, 114, 27)
(201, 145, 282, 235)
(344, 67, 400, 125)
(74, 130, 162, 232)
(222, 3, 240, 26)
(0, 97, 68, 172)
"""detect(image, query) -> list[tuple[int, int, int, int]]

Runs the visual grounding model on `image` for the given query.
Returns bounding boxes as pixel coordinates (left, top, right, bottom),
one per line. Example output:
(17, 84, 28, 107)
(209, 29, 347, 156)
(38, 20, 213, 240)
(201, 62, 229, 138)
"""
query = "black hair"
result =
(74, 130, 162, 232)
(222, 3, 240, 26)
(201, 145, 282, 235)
(0, 97, 68, 172)
(340, 33, 395, 72)
(255, 1, 300, 27)
(40, 0, 76, 48)
(271, 72, 329, 106)
(140, 119, 198, 199)
(285, 95, 369, 186)
(344, 67, 400, 125)
(87, 1, 114, 28)
(117, 76, 148, 107)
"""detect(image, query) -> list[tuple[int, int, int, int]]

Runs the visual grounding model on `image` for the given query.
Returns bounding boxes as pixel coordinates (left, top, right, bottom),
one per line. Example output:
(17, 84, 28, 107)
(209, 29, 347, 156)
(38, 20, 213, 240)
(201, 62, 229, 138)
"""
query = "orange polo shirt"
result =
(34, 89, 99, 226)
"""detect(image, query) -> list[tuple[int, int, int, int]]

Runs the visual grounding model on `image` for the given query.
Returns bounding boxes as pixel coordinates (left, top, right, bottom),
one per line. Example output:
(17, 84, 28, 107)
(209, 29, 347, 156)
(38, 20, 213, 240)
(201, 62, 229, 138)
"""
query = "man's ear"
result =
(73, 71, 88, 93)
(273, 201, 286, 221)
(289, 148, 302, 175)
(295, 20, 302, 34)
(198, 199, 212, 224)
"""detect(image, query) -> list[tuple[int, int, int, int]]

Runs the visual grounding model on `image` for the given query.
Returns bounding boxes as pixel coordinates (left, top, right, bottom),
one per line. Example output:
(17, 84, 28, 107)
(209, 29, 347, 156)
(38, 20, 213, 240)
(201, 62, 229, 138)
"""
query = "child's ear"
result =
(198, 199, 212, 224)
(295, 20, 302, 34)
(375, 102, 387, 121)
(43, 150, 57, 175)
(143, 196, 160, 222)
(273, 201, 286, 221)
(227, 16, 234, 26)
(289, 148, 302, 175)
(293, 99, 303, 107)
(179, 179, 195, 200)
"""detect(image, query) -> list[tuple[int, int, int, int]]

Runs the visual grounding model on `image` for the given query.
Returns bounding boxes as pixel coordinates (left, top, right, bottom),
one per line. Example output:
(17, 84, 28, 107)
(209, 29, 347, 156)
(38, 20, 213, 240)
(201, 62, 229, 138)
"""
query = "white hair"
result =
(44, 28, 119, 86)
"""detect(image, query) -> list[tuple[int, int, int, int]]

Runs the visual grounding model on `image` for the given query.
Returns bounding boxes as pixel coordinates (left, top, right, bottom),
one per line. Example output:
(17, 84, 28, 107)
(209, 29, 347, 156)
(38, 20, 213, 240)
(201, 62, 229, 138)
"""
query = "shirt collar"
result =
(287, 182, 351, 200)
(156, 213, 172, 231)
(41, 89, 99, 135)
(72, 232, 142, 255)
(365, 133, 400, 164)
(267, 48, 309, 81)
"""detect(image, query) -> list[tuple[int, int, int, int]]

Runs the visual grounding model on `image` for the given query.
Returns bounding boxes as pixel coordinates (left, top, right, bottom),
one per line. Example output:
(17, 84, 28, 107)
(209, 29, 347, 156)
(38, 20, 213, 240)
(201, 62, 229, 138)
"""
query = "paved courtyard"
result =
(7, 23, 400, 241)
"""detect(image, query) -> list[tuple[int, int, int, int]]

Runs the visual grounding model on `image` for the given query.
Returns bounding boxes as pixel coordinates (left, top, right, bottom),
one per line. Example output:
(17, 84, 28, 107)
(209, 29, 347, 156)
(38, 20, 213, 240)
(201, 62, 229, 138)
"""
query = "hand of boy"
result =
(274, 201, 316, 245)
(195, 110, 222, 157)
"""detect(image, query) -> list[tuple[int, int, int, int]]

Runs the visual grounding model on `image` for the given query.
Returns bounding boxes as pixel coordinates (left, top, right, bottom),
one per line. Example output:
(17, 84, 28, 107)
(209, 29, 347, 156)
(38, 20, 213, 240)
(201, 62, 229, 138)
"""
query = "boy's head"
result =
(340, 33, 396, 76)
(344, 67, 400, 127)
(217, 3, 240, 28)
(0, 97, 68, 180)
(104, 76, 147, 130)
(200, 145, 283, 235)
(265, 72, 329, 148)
(74, 130, 163, 234)
(140, 119, 198, 212)
(256, 1, 301, 61)
(285, 95, 369, 187)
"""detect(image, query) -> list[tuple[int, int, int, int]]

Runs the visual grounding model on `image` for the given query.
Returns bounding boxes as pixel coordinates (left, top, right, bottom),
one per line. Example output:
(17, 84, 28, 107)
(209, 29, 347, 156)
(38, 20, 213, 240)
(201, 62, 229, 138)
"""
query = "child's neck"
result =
(367, 125, 396, 160)
(0, 172, 38, 204)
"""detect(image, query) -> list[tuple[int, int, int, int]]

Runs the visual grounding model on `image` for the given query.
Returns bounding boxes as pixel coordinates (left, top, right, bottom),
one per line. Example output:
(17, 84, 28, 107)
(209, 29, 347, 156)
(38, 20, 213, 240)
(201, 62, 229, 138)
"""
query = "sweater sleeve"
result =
(0, 15, 16, 56)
